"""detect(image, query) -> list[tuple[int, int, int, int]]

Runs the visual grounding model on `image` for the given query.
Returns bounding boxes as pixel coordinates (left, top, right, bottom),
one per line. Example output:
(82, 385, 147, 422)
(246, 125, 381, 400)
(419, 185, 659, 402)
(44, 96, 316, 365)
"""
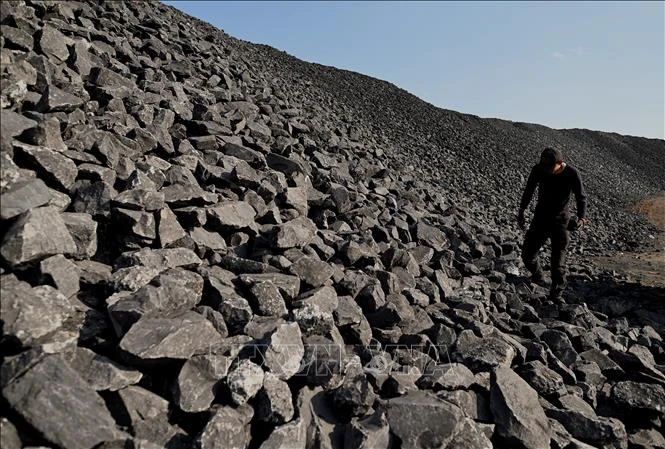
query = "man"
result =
(518, 147, 587, 302)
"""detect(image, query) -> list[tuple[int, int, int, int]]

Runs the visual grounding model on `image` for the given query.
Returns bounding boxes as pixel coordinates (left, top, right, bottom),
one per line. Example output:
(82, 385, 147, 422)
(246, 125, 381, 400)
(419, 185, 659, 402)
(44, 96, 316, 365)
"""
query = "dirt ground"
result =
(592, 193, 665, 288)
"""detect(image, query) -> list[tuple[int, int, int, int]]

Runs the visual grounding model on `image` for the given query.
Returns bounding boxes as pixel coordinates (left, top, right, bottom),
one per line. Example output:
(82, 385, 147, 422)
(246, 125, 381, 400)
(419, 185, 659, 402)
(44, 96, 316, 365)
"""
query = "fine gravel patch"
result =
(1, 1, 664, 448)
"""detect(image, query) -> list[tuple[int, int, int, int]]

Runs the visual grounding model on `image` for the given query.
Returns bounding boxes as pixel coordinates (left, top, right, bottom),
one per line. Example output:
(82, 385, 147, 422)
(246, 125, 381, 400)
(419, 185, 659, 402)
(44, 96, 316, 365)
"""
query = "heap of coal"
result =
(1, 1, 664, 449)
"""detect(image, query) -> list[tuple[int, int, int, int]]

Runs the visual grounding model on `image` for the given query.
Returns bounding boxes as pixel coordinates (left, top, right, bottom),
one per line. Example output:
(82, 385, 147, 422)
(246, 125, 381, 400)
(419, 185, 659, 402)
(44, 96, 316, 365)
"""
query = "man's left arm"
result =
(572, 169, 587, 228)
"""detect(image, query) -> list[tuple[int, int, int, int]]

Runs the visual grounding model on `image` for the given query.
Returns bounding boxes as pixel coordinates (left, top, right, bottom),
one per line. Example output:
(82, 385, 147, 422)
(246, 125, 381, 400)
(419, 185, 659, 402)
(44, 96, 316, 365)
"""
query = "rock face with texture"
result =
(1, 206, 77, 265)
(490, 366, 551, 449)
(1, 352, 123, 449)
(0, 0, 663, 447)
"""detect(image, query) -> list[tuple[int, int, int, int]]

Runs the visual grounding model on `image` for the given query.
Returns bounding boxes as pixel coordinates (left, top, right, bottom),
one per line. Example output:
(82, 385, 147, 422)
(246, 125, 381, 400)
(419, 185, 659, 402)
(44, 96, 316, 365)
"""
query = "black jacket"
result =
(519, 164, 587, 220)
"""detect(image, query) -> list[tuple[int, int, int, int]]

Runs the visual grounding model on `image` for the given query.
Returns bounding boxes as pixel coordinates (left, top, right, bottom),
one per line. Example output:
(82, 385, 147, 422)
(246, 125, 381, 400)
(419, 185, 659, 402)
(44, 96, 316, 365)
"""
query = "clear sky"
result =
(164, 1, 664, 139)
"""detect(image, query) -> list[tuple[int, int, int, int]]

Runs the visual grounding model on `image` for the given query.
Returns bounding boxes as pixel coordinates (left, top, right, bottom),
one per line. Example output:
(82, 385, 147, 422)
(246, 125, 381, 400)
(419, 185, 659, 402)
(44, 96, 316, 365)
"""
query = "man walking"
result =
(518, 147, 587, 302)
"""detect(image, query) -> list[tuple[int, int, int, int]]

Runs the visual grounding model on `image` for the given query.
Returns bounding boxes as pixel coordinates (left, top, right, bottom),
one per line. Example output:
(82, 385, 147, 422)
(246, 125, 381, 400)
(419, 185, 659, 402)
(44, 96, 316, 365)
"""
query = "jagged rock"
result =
(173, 354, 230, 413)
(448, 418, 493, 449)
(14, 143, 77, 190)
(1, 206, 76, 265)
(301, 334, 345, 387)
(248, 281, 288, 317)
(0, 417, 21, 449)
(118, 247, 202, 270)
(453, 330, 517, 372)
(37, 25, 70, 62)
(263, 321, 305, 380)
(60, 212, 98, 259)
(345, 410, 392, 449)
(40, 254, 80, 298)
(156, 206, 186, 247)
(113, 189, 165, 211)
(197, 405, 253, 449)
(290, 255, 334, 287)
(382, 390, 464, 449)
(36, 85, 85, 112)
(332, 356, 376, 416)
(116, 385, 190, 447)
(22, 116, 67, 151)
(195, 305, 230, 338)
(208, 201, 257, 229)
(1, 351, 123, 449)
(1, 275, 74, 346)
(424, 363, 475, 391)
(256, 372, 295, 424)
(544, 401, 628, 449)
(238, 272, 301, 300)
(517, 360, 567, 398)
(490, 365, 551, 449)
(108, 269, 202, 335)
(0, 178, 51, 220)
(119, 312, 223, 360)
(273, 216, 318, 248)
(190, 227, 227, 252)
(628, 429, 665, 449)
(227, 359, 265, 405)
(65, 347, 142, 391)
(610, 381, 665, 418)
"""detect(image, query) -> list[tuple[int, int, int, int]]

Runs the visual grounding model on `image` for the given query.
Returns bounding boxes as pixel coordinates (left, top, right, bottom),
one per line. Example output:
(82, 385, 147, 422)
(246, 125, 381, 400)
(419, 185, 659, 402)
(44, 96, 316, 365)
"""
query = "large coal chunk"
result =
(382, 390, 465, 449)
(490, 365, 551, 449)
(1, 206, 77, 266)
(119, 312, 223, 360)
(1, 274, 74, 347)
(1, 351, 123, 449)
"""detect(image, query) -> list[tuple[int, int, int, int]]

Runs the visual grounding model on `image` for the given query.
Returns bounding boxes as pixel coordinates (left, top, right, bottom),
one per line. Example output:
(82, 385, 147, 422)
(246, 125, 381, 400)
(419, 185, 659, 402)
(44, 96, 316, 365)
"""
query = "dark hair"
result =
(540, 147, 563, 166)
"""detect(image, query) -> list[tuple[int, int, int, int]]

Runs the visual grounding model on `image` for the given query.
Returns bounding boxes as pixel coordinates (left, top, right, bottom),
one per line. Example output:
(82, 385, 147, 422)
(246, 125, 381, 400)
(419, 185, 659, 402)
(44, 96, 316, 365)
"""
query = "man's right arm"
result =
(519, 166, 538, 213)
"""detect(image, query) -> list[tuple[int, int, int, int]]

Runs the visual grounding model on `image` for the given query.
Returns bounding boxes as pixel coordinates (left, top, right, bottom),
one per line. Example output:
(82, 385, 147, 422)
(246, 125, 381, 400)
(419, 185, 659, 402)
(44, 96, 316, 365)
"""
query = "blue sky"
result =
(164, 1, 664, 139)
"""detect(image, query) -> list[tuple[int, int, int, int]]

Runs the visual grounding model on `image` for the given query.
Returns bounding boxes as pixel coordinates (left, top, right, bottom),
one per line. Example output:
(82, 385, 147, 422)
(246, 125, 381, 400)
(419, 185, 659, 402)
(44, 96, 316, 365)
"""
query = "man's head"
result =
(540, 147, 564, 173)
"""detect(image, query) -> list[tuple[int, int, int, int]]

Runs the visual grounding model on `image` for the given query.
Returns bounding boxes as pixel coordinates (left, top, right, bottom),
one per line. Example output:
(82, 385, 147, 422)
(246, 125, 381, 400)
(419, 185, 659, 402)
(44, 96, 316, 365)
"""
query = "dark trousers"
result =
(521, 215, 570, 296)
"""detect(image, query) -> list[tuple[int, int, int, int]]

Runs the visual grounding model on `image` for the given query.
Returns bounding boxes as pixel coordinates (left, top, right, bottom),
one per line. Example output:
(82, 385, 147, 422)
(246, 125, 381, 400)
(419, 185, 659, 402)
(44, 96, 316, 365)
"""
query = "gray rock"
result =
(490, 365, 551, 449)
(1, 24, 33, 51)
(249, 281, 289, 317)
(263, 321, 305, 380)
(173, 354, 230, 412)
(447, 418, 493, 449)
(332, 356, 376, 416)
(628, 429, 665, 449)
(195, 305, 229, 338)
(273, 216, 318, 248)
(190, 227, 227, 252)
(116, 386, 190, 447)
(38, 25, 70, 62)
(197, 405, 253, 449)
(114, 208, 156, 239)
(344, 410, 391, 449)
(289, 255, 334, 287)
(0, 275, 74, 346)
(0, 178, 51, 220)
(257, 371, 295, 424)
(61, 212, 98, 259)
(119, 312, 223, 360)
(227, 359, 265, 405)
(238, 272, 301, 300)
(0, 417, 21, 449)
(14, 143, 77, 190)
(36, 84, 85, 112)
(382, 390, 464, 449)
(65, 347, 142, 391)
(156, 206, 186, 247)
(113, 189, 165, 211)
(426, 363, 475, 391)
(453, 330, 516, 372)
(108, 269, 202, 335)
(1, 352, 122, 449)
(517, 360, 567, 398)
(611, 381, 665, 417)
(118, 247, 202, 270)
(40, 254, 80, 298)
(208, 201, 257, 229)
(414, 221, 449, 251)
(545, 403, 627, 449)
(301, 334, 345, 388)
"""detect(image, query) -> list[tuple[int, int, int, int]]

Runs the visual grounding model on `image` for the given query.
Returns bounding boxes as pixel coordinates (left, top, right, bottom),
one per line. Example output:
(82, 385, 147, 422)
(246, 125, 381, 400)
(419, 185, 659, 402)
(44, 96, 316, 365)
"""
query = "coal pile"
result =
(1, 1, 664, 448)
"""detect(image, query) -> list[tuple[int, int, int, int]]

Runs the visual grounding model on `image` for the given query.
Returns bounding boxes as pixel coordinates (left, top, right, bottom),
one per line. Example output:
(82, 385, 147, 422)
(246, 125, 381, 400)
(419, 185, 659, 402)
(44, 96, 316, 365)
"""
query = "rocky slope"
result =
(1, 1, 664, 449)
